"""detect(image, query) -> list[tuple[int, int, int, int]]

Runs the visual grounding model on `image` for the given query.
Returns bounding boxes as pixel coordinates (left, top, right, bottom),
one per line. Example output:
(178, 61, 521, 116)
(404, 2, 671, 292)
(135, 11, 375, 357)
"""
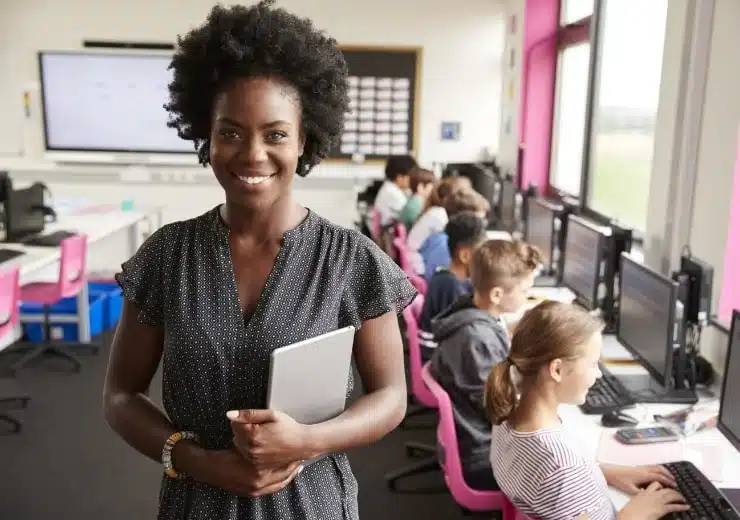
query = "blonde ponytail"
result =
(485, 358, 518, 425)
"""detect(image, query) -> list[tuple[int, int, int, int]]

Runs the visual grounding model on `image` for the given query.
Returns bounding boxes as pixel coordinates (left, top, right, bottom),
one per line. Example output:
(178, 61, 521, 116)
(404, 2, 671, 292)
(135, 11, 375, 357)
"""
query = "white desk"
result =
(0, 205, 163, 344)
(561, 361, 740, 510)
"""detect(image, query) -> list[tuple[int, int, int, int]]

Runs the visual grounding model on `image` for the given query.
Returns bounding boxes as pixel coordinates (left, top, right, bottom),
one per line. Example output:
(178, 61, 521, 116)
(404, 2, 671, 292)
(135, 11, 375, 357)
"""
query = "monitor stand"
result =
(534, 274, 558, 287)
(613, 372, 698, 405)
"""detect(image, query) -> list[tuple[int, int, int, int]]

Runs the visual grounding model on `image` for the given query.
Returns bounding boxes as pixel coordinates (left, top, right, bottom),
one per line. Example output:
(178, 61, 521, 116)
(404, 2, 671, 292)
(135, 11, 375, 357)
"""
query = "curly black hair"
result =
(164, 0, 350, 176)
(445, 212, 487, 256)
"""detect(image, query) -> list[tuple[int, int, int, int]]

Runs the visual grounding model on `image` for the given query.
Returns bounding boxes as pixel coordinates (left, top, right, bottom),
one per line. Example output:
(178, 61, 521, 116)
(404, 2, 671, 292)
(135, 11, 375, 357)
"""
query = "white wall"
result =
(684, 0, 740, 371)
(0, 0, 506, 168)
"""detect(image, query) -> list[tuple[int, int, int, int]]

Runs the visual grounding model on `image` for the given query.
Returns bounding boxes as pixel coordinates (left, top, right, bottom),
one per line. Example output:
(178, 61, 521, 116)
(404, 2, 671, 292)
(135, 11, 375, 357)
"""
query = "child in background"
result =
(428, 239, 541, 491)
(374, 155, 417, 225)
(398, 168, 437, 226)
(407, 176, 472, 273)
(418, 212, 487, 361)
(419, 189, 491, 280)
(486, 301, 688, 520)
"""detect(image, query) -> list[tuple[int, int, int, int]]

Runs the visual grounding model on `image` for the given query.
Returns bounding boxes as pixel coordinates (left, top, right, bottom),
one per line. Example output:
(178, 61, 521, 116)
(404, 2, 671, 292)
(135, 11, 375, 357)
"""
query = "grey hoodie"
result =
(428, 294, 510, 474)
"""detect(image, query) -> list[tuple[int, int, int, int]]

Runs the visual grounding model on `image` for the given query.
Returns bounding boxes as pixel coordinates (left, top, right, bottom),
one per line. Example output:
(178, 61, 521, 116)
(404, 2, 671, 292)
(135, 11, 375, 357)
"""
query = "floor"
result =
(0, 331, 491, 520)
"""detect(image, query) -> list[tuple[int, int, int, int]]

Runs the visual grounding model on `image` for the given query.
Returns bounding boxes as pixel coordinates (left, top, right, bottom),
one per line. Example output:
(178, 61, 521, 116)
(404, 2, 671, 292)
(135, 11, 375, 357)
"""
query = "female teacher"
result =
(102, 2, 416, 519)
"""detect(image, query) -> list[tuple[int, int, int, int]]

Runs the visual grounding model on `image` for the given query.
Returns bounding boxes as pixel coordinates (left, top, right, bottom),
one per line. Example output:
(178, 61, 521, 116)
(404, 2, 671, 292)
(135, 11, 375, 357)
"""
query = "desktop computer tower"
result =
(601, 223, 633, 333)
(679, 255, 714, 326)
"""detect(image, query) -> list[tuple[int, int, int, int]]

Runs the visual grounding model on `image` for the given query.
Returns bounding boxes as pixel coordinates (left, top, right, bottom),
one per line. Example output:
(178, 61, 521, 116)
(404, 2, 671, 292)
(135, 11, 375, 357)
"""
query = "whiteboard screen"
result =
(38, 51, 195, 154)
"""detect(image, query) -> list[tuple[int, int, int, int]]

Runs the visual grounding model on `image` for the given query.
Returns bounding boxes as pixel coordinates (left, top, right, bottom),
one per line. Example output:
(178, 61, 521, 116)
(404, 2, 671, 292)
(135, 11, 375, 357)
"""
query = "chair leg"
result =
(0, 412, 22, 434)
(384, 455, 439, 491)
(404, 441, 436, 458)
(400, 403, 434, 429)
(9, 345, 49, 375)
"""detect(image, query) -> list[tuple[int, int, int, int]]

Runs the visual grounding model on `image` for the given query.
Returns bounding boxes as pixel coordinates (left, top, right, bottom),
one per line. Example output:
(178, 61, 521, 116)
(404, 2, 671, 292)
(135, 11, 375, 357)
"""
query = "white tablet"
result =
(266, 326, 356, 425)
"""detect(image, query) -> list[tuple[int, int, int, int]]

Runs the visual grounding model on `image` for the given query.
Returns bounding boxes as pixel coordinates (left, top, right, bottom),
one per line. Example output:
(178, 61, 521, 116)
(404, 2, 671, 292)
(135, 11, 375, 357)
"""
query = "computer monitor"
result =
(4, 185, 45, 242)
(718, 310, 740, 453)
(525, 198, 558, 274)
(562, 215, 604, 309)
(618, 253, 680, 387)
(499, 176, 517, 231)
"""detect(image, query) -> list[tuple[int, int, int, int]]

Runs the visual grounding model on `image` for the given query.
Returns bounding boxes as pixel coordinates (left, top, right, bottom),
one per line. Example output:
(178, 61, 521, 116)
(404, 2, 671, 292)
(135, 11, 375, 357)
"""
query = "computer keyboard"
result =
(663, 461, 740, 519)
(0, 248, 24, 264)
(21, 230, 77, 247)
(580, 362, 636, 414)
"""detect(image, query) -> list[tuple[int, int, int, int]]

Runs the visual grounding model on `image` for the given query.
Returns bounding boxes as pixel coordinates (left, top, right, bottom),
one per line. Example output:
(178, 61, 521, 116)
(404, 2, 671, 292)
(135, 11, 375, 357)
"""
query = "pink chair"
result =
(394, 222, 408, 243)
(393, 237, 428, 296)
(421, 364, 514, 516)
(385, 295, 441, 490)
(369, 207, 382, 242)
(12, 235, 90, 374)
(0, 266, 29, 433)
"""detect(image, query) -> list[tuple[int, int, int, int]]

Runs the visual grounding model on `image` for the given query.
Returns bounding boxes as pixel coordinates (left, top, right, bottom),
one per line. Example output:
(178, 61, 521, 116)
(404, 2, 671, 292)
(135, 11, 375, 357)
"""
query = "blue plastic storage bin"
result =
(89, 281, 123, 329)
(21, 291, 106, 342)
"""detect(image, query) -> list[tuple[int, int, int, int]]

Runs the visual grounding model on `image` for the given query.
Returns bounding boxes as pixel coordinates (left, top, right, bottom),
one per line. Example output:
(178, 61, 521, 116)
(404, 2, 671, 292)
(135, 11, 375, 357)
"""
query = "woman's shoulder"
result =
(310, 211, 381, 256)
(145, 208, 217, 246)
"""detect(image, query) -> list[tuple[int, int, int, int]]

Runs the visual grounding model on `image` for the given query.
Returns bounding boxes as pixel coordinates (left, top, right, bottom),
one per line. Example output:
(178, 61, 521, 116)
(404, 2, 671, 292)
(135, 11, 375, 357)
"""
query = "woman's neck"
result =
(221, 195, 305, 241)
(510, 384, 561, 432)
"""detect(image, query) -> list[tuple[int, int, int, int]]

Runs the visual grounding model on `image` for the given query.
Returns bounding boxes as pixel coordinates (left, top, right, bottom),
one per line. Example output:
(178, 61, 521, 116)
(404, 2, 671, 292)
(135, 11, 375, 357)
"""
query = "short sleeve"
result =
(340, 235, 417, 329)
(531, 465, 616, 520)
(115, 226, 168, 326)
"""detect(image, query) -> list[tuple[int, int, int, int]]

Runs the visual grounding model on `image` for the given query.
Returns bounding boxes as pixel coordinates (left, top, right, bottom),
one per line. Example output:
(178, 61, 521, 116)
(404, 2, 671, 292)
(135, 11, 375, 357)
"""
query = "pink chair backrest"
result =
(421, 364, 510, 513)
(394, 222, 407, 243)
(59, 234, 88, 299)
(403, 296, 436, 409)
(369, 208, 381, 240)
(393, 237, 412, 272)
(0, 266, 20, 341)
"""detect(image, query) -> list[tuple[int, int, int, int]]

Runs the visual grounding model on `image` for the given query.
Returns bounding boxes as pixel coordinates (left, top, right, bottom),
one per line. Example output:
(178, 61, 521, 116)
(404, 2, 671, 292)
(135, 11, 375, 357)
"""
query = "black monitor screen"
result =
(617, 253, 677, 385)
(562, 215, 602, 309)
(526, 198, 555, 270)
(5, 185, 45, 241)
(500, 179, 516, 230)
(719, 311, 740, 453)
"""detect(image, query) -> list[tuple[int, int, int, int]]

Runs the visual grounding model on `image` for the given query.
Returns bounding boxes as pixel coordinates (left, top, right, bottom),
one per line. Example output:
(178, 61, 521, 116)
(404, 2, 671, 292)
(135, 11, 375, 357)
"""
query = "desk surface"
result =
(565, 361, 740, 510)
(0, 207, 160, 278)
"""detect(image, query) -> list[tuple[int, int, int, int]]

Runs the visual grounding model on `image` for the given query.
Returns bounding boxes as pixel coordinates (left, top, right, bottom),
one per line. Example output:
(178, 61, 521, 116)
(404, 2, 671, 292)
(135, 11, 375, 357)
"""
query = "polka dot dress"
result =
(115, 206, 417, 520)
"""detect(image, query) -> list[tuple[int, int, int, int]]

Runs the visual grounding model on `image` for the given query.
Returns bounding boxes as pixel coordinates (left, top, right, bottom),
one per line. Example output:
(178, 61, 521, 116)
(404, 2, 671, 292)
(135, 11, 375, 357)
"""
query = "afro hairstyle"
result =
(164, 0, 350, 176)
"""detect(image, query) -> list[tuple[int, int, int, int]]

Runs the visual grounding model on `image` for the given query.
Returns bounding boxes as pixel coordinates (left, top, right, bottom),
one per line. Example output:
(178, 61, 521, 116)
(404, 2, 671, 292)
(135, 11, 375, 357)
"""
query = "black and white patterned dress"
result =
(116, 206, 416, 520)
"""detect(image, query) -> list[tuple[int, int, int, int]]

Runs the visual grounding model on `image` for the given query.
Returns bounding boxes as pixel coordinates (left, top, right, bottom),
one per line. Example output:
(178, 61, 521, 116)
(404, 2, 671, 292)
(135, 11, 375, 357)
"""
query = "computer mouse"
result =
(601, 410, 639, 428)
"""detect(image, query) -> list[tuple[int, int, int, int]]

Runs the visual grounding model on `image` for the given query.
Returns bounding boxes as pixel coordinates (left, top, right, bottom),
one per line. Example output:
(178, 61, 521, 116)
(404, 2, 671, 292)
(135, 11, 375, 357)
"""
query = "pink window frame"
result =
(518, 0, 591, 196)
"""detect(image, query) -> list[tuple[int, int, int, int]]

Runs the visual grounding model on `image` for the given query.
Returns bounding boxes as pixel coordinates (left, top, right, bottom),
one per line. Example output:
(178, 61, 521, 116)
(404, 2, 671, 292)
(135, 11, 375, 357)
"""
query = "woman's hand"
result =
(227, 409, 315, 470)
(602, 464, 677, 495)
(208, 449, 303, 498)
(617, 481, 689, 520)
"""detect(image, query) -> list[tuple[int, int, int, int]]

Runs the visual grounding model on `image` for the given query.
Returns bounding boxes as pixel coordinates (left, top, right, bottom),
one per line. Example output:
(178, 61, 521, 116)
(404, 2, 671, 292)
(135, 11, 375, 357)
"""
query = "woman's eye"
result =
(219, 129, 240, 140)
(268, 131, 287, 142)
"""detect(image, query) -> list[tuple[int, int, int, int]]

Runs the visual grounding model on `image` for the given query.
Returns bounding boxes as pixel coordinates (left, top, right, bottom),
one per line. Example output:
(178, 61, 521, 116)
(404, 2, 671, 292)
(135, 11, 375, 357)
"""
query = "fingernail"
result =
(298, 466, 304, 473)
(226, 410, 239, 419)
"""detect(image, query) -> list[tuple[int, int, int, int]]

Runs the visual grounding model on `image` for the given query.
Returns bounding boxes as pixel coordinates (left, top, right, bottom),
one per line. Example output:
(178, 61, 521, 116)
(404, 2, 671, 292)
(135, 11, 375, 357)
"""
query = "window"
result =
(549, 42, 590, 196)
(561, 0, 594, 24)
(587, 0, 668, 230)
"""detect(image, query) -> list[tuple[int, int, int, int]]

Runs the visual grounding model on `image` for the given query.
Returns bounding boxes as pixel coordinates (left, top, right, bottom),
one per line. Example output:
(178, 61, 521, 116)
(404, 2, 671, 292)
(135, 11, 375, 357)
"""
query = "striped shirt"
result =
(490, 422, 616, 520)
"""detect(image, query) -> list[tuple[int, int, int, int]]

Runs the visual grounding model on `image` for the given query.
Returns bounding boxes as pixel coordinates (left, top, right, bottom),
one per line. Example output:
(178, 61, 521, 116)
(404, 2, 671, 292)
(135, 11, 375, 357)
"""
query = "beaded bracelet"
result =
(162, 431, 200, 479)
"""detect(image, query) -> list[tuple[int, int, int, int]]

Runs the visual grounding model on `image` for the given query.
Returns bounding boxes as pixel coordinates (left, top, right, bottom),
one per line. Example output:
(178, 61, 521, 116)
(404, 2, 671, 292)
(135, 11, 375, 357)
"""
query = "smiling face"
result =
(209, 77, 305, 210)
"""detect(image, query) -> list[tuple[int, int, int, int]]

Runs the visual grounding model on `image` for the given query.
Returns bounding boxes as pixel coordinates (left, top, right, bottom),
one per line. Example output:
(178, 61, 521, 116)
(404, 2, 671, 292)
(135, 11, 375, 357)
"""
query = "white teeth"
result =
(238, 175, 273, 184)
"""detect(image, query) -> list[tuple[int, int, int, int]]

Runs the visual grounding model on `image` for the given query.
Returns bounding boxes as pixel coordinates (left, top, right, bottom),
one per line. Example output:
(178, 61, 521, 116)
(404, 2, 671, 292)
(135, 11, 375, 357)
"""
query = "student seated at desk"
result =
(397, 168, 436, 227)
(373, 155, 416, 226)
(418, 212, 486, 361)
(428, 239, 540, 490)
(407, 175, 472, 274)
(486, 301, 689, 520)
(419, 189, 490, 280)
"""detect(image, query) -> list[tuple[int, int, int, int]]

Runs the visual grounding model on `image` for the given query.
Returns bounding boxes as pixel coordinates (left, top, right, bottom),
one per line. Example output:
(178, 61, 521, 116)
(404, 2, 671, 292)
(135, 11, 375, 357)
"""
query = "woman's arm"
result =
(102, 300, 176, 463)
(103, 301, 298, 497)
(304, 311, 408, 457)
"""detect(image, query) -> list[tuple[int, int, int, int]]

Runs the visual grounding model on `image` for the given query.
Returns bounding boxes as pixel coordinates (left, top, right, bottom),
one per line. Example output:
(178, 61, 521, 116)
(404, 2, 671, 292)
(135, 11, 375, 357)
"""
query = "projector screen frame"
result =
(37, 49, 198, 161)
